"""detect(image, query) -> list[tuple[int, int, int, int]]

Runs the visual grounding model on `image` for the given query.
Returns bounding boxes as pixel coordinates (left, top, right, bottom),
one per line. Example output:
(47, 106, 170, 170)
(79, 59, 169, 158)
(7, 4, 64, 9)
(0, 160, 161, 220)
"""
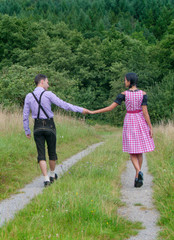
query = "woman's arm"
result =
(91, 102, 118, 114)
(142, 105, 153, 138)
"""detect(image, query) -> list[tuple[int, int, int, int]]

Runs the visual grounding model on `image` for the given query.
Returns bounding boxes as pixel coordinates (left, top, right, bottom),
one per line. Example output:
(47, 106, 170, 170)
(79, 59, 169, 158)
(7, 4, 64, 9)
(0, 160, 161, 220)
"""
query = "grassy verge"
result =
(0, 130, 142, 240)
(0, 110, 104, 201)
(148, 122, 174, 239)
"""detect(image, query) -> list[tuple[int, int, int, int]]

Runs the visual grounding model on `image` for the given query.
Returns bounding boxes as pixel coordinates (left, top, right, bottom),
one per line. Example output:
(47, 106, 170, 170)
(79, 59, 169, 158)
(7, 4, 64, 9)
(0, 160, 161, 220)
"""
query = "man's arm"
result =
(23, 94, 31, 138)
(49, 92, 84, 113)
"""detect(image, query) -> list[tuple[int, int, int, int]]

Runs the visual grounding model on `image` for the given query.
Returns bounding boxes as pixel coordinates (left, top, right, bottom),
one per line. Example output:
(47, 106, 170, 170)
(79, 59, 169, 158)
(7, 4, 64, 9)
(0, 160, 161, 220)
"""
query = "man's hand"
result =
(82, 108, 93, 114)
(26, 134, 31, 139)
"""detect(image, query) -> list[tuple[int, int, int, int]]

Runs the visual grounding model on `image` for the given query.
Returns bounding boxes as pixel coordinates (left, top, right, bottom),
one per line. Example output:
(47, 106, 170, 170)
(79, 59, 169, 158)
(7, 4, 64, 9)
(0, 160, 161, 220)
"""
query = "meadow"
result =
(0, 110, 173, 239)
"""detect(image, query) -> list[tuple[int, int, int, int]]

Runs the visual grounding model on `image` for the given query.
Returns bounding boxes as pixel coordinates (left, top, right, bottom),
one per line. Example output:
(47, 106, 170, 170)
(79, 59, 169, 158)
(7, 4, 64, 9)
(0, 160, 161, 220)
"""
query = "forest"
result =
(0, 0, 174, 125)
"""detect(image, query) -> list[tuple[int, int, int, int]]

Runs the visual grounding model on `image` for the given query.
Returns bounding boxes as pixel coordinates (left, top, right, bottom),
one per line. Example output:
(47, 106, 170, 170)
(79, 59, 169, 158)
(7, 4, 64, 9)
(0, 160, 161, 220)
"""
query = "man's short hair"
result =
(35, 74, 47, 86)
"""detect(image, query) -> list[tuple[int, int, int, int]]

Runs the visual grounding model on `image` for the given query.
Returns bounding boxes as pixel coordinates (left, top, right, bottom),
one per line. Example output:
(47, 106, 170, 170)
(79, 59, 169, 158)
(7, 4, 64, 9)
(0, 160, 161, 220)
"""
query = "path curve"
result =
(118, 154, 161, 240)
(0, 142, 104, 228)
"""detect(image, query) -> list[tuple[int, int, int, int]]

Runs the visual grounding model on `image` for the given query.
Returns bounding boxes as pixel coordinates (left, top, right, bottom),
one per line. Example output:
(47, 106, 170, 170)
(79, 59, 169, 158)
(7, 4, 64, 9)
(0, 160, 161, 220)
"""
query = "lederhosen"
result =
(32, 91, 58, 162)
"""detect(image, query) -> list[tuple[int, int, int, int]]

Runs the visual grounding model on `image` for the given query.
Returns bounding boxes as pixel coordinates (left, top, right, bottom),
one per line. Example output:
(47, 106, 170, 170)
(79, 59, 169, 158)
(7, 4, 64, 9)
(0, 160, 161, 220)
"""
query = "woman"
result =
(89, 72, 155, 187)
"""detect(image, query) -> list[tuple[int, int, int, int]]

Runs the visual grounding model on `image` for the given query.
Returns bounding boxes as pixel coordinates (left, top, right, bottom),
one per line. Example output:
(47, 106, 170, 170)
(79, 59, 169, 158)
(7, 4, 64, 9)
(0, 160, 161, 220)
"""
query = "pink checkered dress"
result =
(123, 90, 155, 154)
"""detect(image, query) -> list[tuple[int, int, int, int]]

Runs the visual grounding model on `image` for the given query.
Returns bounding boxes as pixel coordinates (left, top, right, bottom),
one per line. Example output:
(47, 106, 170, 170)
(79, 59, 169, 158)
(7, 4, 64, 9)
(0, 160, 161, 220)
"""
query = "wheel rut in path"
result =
(118, 154, 161, 240)
(0, 142, 104, 228)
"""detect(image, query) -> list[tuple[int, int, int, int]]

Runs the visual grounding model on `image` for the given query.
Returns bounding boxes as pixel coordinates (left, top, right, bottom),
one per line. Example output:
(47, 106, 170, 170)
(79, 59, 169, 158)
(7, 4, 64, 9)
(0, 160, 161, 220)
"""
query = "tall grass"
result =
(0, 109, 101, 200)
(0, 108, 23, 134)
(148, 122, 174, 239)
(0, 132, 142, 239)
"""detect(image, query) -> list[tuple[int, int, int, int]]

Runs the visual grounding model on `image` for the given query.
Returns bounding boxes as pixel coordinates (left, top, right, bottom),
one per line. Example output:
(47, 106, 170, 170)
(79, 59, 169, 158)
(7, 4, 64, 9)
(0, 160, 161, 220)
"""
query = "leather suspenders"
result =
(32, 91, 49, 119)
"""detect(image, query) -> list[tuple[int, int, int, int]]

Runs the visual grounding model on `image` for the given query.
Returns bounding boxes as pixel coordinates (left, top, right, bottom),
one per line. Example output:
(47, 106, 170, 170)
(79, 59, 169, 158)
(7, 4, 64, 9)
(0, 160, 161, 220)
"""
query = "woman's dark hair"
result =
(34, 74, 47, 86)
(125, 72, 138, 88)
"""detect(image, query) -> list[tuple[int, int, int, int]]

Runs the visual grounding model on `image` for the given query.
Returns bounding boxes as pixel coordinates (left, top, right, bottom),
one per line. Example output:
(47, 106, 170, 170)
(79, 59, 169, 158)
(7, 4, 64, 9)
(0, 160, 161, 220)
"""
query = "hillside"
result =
(0, 0, 174, 124)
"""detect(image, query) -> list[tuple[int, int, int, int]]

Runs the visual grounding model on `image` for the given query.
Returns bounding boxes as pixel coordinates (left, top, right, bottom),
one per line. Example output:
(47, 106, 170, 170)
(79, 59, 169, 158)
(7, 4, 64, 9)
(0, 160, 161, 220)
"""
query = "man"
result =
(23, 74, 88, 187)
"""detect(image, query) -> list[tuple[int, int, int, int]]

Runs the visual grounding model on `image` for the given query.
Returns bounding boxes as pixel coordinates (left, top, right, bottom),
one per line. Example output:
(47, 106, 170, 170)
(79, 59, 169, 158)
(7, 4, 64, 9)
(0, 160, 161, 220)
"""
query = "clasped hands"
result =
(82, 108, 95, 115)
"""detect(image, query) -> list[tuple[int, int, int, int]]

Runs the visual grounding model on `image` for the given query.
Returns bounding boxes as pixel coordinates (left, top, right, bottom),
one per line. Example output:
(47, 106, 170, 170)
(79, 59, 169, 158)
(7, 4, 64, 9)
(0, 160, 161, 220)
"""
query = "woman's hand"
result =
(149, 128, 153, 138)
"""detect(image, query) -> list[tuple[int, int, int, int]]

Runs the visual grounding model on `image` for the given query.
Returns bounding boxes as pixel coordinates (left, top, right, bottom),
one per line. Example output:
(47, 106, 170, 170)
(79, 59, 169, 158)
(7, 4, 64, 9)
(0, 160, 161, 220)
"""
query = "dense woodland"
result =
(0, 0, 174, 125)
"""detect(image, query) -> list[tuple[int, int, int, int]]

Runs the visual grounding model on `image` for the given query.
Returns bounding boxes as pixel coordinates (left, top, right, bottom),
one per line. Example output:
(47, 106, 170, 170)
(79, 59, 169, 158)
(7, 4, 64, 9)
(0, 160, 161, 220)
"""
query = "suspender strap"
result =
(37, 91, 46, 119)
(32, 91, 49, 119)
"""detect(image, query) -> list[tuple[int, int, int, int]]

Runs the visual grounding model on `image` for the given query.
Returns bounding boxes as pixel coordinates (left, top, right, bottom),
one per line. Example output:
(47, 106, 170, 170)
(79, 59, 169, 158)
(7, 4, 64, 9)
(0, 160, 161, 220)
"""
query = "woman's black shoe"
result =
(138, 171, 144, 181)
(134, 178, 143, 188)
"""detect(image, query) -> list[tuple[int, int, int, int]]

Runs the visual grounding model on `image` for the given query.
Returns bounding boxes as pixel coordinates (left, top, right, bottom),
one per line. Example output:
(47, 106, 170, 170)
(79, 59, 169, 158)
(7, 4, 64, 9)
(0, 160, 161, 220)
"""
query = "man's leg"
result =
(39, 160, 48, 176)
(46, 130, 58, 182)
(34, 131, 50, 185)
(49, 160, 56, 171)
(49, 160, 58, 183)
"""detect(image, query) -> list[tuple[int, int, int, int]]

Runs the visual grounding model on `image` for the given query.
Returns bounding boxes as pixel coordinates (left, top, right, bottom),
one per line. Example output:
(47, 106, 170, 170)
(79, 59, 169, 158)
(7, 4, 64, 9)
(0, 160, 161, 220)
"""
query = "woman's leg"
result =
(130, 154, 140, 178)
(137, 153, 143, 170)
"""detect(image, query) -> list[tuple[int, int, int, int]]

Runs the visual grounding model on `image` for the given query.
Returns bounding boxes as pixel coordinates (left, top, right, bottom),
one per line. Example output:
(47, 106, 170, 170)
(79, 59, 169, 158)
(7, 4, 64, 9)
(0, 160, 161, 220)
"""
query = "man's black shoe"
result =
(134, 178, 143, 188)
(50, 173, 58, 184)
(44, 181, 51, 187)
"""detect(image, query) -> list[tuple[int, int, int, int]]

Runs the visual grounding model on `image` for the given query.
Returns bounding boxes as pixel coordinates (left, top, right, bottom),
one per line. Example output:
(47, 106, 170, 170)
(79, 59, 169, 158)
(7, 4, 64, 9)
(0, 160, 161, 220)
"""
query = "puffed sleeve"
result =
(141, 95, 148, 105)
(114, 94, 125, 105)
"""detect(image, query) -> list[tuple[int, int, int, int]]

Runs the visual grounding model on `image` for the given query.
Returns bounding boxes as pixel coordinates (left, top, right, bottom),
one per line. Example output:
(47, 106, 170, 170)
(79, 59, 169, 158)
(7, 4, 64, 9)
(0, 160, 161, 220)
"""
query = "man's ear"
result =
(40, 79, 44, 85)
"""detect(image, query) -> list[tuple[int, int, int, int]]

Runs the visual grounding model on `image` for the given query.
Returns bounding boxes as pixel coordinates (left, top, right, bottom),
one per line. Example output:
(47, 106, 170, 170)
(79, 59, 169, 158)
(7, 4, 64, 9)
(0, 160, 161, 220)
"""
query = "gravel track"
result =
(118, 154, 161, 240)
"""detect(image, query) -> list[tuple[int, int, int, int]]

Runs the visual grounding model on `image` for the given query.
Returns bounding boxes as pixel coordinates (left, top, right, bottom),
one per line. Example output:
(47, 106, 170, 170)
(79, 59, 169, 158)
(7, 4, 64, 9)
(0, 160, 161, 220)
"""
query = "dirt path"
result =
(0, 142, 104, 228)
(118, 154, 161, 239)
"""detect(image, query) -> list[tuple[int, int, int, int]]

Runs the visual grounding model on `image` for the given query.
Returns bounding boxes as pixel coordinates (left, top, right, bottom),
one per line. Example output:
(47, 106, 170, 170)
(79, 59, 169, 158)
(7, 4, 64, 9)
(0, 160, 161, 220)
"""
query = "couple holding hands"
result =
(23, 73, 154, 188)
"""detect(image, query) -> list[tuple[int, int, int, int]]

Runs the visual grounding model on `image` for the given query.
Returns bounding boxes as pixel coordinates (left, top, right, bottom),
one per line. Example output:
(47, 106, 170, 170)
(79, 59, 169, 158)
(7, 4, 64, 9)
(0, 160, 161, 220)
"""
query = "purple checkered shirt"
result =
(23, 87, 83, 135)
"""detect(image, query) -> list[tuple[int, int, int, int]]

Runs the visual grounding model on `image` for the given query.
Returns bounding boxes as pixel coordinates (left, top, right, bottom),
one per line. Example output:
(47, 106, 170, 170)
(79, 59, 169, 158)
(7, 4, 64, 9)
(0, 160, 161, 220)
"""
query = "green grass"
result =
(0, 131, 142, 240)
(148, 123, 174, 240)
(134, 203, 143, 207)
(0, 112, 103, 200)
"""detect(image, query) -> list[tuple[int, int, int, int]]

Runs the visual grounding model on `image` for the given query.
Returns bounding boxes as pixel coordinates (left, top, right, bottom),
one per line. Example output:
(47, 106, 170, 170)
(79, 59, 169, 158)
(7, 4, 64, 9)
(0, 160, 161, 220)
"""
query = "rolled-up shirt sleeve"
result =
(49, 92, 83, 113)
(114, 94, 125, 105)
(23, 94, 31, 135)
(141, 95, 148, 105)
